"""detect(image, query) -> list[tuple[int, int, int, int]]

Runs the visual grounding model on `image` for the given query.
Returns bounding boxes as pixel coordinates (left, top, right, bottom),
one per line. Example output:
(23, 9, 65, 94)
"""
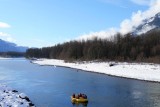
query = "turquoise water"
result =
(0, 58, 160, 107)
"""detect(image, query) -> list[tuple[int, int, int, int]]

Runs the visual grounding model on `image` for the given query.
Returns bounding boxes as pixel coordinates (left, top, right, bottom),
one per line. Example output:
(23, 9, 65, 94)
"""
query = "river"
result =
(0, 58, 160, 107)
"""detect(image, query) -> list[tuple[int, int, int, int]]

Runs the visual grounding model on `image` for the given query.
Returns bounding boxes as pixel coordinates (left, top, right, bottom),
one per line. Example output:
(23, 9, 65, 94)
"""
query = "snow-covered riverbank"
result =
(0, 84, 35, 107)
(32, 59, 160, 82)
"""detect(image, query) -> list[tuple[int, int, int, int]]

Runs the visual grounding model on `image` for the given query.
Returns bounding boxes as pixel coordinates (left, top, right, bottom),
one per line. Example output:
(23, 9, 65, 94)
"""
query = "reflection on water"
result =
(72, 102, 88, 107)
(0, 58, 160, 107)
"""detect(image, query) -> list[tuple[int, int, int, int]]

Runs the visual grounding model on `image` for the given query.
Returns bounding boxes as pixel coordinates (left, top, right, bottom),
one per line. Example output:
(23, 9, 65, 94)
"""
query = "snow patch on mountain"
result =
(136, 25, 157, 35)
(133, 12, 160, 35)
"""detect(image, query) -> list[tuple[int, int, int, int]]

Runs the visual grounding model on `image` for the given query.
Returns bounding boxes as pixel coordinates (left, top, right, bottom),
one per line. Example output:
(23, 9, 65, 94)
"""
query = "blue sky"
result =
(0, 0, 158, 47)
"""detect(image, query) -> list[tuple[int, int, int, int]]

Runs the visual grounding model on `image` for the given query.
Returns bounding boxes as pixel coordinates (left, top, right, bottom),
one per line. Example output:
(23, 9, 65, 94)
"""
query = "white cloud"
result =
(77, 0, 160, 40)
(0, 32, 15, 42)
(76, 28, 118, 41)
(0, 32, 11, 37)
(0, 22, 11, 28)
(0, 22, 14, 42)
(6, 37, 16, 42)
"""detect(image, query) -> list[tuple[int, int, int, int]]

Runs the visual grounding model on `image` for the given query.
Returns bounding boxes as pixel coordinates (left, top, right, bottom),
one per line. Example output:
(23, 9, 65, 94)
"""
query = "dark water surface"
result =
(0, 58, 160, 107)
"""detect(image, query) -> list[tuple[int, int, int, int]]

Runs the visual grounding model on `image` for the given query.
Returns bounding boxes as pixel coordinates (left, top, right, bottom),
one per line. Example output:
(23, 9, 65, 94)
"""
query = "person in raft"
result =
(72, 93, 87, 99)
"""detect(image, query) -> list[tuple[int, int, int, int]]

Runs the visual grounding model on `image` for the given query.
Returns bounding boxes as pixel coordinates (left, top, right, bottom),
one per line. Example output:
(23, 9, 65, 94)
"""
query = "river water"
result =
(0, 58, 160, 107)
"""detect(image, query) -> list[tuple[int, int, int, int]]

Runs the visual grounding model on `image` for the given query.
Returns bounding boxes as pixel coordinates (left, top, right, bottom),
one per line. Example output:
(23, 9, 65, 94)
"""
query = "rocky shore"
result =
(0, 84, 35, 107)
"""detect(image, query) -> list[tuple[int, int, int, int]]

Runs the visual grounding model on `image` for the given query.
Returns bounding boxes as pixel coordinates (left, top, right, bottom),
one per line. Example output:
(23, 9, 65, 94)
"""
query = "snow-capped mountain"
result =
(134, 12, 160, 35)
(0, 39, 28, 52)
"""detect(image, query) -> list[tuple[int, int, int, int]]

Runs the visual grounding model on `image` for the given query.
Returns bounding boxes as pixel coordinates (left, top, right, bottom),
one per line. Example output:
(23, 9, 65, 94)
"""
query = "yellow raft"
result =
(71, 96, 88, 103)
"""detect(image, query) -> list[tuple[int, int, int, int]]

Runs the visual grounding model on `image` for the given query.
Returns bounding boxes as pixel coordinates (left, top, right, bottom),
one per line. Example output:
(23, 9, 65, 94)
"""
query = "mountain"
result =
(0, 39, 28, 52)
(133, 12, 160, 35)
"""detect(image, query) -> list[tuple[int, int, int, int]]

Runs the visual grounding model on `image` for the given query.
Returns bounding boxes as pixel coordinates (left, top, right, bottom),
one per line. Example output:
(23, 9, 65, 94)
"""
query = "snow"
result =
(0, 57, 13, 60)
(147, 17, 154, 23)
(0, 84, 35, 107)
(33, 59, 160, 82)
(136, 25, 156, 35)
(19, 93, 27, 99)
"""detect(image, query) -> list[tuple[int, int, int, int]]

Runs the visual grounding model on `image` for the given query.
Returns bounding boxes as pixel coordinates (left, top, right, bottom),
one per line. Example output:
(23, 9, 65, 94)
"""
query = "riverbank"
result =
(0, 84, 34, 107)
(32, 59, 160, 82)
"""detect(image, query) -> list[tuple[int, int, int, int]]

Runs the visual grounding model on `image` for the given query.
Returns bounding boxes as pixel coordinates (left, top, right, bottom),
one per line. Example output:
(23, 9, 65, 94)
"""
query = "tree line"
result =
(0, 52, 25, 57)
(26, 29, 160, 63)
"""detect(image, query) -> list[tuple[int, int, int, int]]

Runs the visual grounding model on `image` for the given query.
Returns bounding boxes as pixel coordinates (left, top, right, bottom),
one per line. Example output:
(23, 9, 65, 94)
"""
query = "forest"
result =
(26, 29, 160, 63)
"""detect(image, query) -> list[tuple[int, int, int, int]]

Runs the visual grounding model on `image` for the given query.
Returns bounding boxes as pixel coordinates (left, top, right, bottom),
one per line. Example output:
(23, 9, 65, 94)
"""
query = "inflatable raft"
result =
(71, 93, 88, 103)
(71, 96, 88, 103)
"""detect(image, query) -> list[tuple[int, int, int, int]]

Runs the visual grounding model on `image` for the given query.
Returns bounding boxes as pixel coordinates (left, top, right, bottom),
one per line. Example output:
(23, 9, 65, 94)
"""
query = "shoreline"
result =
(35, 63, 160, 83)
(0, 84, 35, 107)
(32, 58, 160, 83)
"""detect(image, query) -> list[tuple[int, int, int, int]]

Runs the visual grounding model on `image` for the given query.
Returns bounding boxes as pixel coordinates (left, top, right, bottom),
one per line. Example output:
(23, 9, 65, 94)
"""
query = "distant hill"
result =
(0, 39, 28, 52)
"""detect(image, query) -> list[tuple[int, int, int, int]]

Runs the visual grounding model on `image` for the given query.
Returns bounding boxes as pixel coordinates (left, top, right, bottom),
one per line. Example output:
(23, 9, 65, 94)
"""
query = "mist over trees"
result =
(26, 30, 160, 63)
